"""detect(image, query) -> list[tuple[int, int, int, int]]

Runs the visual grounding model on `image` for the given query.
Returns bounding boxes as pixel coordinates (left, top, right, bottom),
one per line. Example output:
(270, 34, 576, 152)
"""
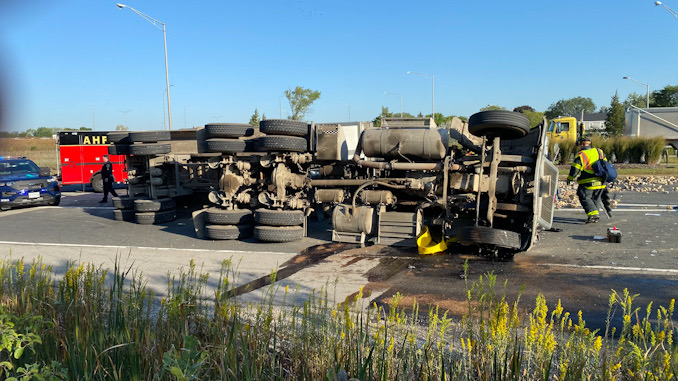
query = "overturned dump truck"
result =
(108, 110, 557, 260)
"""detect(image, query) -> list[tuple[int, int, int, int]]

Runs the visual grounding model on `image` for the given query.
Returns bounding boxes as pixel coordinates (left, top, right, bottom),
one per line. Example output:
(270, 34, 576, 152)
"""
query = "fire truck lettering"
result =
(82, 136, 107, 145)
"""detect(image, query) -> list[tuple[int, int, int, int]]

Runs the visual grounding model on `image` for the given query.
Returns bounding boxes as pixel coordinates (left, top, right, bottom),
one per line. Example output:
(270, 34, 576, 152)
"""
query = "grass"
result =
(0, 256, 676, 380)
(0, 138, 58, 173)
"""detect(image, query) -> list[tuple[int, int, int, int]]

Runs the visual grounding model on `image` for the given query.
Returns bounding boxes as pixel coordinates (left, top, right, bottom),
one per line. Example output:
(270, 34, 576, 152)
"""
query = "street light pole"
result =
(623, 76, 650, 108)
(406, 71, 434, 120)
(162, 85, 173, 130)
(117, 3, 173, 131)
(655, 1, 678, 19)
(279, 96, 284, 119)
(119, 109, 132, 129)
(384, 91, 403, 117)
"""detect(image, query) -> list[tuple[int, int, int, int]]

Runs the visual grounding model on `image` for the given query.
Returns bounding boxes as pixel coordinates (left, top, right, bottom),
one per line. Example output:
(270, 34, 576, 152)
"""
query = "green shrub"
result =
(557, 140, 578, 165)
(0, 256, 676, 380)
(610, 136, 630, 163)
(591, 135, 613, 160)
(642, 137, 666, 164)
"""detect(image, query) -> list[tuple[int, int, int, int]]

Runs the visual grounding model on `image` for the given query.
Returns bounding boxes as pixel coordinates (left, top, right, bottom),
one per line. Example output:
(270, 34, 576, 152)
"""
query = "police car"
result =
(0, 156, 61, 211)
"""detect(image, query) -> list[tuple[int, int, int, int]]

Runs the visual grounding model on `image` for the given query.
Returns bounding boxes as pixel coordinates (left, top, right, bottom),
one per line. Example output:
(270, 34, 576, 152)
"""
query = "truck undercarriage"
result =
(108, 111, 557, 259)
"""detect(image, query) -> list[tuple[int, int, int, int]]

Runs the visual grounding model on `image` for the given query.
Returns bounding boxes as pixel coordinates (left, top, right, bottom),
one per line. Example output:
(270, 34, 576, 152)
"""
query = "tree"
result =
(650, 85, 678, 107)
(512, 105, 543, 128)
(284, 86, 321, 121)
(605, 91, 625, 136)
(35, 127, 55, 137)
(373, 106, 393, 127)
(544, 97, 596, 119)
(262, 113, 267, 121)
(479, 105, 507, 111)
(522, 111, 545, 128)
(115, 125, 128, 131)
(432, 113, 451, 126)
(624, 92, 646, 108)
(249, 108, 261, 127)
(513, 105, 535, 113)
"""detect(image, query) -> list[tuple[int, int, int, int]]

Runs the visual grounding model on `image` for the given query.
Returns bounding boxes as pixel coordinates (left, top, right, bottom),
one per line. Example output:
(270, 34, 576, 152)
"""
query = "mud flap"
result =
(192, 209, 206, 239)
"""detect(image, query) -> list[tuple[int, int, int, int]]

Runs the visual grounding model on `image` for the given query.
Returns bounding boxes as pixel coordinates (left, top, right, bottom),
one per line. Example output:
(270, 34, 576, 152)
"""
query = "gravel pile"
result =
(555, 176, 677, 209)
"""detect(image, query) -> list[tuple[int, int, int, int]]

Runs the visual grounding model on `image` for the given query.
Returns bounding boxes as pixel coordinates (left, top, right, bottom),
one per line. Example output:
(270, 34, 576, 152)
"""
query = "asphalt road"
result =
(0, 188, 676, 331)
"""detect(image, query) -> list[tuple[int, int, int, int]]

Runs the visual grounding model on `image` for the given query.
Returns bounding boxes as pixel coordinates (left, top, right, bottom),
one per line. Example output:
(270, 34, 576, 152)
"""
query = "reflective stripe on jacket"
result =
(567, 148, 606, 189)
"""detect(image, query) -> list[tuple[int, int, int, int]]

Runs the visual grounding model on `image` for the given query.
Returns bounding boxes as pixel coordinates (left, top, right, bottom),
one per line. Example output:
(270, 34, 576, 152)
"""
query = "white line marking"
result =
(58, 206, 115, 210)
(0, 240, 296, 256)
(541, 263, 678, 274)
(557, 208, 674, 213)
(617, 203, 677, 208)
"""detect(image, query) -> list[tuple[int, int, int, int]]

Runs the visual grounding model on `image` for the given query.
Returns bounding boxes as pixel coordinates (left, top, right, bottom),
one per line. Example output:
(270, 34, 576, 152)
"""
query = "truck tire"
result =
(457, 226, 521, 250)
(260, 119, 308, 137)
(128, 131, 171, 143)
(257, 136, 307, 152)
(113, 196, 135, 210)
(205, 123, 254, 138)
(244, 139, 258, 152)
(114, 209, 135, 222)
(254, 225, 304, 242)
(91, 173, 104, 193)
(205, 224, 254, 240)
(108, 144, 130, 155)
(107, 132, 131, 144)
(134, 198, 176, 212)
(129, 143, 172, 156)
(468, 111, 530, 140)
(49, 196, 61, 206)
(205, 208, 254, 224)
(255, 209, 305, 226)
(205, 139, 247, 153)
(136, 209, 176, 225)
(127, 176, 143, 185)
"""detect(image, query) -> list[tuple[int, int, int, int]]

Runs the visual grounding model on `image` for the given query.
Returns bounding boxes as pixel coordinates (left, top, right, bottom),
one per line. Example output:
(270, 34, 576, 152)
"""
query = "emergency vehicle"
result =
(57, 131, 127, 192)
(0, 156, 61, 210)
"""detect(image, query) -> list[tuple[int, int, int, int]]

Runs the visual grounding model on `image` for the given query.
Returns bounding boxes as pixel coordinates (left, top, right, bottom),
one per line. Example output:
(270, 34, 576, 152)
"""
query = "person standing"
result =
(566, 137, 607, 223)
(99, 155, 118, 203)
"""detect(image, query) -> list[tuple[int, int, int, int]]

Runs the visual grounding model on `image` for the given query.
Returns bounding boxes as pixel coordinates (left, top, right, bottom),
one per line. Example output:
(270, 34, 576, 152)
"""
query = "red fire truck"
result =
(57, 131, 127, 192)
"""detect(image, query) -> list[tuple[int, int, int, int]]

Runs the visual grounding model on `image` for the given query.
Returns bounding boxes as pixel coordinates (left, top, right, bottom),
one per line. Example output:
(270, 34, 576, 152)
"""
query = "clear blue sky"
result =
(0, 0, 676, 132)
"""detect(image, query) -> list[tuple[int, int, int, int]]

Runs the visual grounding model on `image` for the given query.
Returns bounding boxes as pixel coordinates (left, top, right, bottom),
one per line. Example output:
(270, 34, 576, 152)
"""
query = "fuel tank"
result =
(361, 128, 449, 160)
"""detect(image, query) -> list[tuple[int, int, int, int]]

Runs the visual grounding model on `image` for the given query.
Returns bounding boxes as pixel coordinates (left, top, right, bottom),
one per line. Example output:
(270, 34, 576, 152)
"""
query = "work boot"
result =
(585, 215, 600, 224)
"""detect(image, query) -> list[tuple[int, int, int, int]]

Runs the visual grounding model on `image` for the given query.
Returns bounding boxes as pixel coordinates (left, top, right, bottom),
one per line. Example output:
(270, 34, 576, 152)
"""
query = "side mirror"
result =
(39, 167, 51, 177)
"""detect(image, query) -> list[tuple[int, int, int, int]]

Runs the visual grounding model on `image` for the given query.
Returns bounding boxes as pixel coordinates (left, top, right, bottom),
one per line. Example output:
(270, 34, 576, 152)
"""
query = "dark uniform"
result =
(100, 160, 118, 202)
(567, 146, 607, 223)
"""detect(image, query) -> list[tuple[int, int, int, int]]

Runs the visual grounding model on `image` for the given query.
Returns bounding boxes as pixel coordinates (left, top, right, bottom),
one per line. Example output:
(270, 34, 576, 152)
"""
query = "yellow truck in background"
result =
(546, 116, 585, 143)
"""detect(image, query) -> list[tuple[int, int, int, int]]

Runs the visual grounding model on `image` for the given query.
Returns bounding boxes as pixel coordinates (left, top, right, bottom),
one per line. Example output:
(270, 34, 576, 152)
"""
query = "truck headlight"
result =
(0, 182, 14, 187)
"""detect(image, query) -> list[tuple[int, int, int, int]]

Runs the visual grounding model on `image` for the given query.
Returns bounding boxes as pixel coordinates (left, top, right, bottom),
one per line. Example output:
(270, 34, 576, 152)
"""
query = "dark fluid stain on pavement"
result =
(230, 242, 350, 297)
(364, 252, 678, 333)
(365, 257, 412, 282)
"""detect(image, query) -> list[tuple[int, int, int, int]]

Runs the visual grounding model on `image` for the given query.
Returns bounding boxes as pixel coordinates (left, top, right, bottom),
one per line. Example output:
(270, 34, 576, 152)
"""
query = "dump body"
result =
(624, 106, 678, 150)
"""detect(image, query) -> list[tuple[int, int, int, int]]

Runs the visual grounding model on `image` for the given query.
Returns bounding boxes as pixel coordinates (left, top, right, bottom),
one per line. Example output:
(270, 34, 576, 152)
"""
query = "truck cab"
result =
(547, 116, 584, 143)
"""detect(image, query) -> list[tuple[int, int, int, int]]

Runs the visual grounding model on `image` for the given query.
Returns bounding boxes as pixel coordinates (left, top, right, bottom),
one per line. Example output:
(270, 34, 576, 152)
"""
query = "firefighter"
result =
(99, 155, 118, 203)
(567, 136, 607, 223)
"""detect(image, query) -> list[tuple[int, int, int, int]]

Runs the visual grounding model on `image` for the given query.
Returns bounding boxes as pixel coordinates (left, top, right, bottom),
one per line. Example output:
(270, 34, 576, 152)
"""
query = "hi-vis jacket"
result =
(567, 147, 606, 190)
